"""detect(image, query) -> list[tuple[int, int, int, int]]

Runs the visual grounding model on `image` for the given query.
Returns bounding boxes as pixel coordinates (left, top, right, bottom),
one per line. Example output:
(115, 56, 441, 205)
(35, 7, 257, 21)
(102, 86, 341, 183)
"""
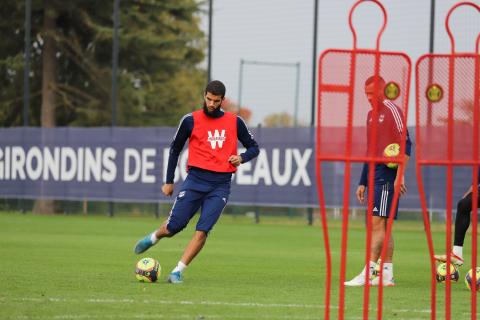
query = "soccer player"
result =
(134, 80, 259, 284)
(434, 171, 480, 267)
(344, 76, 412, 287)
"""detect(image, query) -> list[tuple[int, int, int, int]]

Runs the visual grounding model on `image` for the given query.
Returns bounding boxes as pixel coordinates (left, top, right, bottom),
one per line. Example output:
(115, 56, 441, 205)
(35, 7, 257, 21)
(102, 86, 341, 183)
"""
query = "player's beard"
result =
(203, 102, 222, 118)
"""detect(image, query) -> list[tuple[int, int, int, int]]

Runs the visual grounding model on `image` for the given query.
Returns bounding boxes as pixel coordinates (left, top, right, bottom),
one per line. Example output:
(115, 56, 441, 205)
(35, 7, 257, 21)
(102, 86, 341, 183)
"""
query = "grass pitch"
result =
(0, 212, 477, 320)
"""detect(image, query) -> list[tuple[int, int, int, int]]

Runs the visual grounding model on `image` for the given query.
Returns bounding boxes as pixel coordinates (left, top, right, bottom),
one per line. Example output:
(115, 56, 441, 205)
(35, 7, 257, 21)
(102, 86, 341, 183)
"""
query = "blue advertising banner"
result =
(0, 127, 473, 210)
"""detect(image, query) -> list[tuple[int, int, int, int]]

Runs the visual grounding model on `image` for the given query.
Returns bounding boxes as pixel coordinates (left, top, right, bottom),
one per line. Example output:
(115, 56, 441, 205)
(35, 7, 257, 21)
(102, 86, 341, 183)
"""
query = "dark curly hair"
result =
(205, 80, 226, 98)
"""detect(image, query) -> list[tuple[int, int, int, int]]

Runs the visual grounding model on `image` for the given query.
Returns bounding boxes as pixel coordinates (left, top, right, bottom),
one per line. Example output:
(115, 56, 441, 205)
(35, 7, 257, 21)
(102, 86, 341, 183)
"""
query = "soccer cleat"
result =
(434, 253, 464, 267)
(344, 272, 370, 286)
(167, 271, 183, 284)
(134, 233, 154, 254)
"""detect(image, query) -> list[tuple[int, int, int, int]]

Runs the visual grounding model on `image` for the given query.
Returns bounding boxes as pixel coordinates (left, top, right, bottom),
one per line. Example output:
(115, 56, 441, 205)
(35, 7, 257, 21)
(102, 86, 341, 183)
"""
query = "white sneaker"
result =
(371, 273, 395, 286)
(344, 272, 371, 286)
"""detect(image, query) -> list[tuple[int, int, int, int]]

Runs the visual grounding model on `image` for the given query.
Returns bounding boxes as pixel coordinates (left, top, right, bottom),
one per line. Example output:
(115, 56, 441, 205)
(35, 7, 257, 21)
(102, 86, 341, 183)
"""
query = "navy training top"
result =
(165, 107, 259, 184)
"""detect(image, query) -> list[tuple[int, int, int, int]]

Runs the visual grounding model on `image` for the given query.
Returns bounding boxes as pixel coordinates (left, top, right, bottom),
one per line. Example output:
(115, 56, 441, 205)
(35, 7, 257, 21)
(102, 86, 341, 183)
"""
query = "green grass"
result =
(0, 212, 477, 320)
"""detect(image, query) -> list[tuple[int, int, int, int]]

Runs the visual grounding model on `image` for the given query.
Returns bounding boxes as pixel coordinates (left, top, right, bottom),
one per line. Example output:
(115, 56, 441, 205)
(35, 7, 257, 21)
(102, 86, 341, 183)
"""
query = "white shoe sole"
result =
(370, 281, 395, 287)
(344, 281, 366, 286)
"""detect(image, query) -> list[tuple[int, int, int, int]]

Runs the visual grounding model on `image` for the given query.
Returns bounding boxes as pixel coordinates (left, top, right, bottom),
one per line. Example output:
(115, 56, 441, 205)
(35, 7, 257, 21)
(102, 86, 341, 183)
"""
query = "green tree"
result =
(0, 0, 206, 127)
(0, 0, 206, 213)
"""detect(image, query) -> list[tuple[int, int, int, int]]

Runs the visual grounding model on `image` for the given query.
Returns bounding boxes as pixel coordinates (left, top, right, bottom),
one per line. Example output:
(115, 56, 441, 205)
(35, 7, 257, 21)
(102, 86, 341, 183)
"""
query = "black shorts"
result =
(371, 182, 398, 219)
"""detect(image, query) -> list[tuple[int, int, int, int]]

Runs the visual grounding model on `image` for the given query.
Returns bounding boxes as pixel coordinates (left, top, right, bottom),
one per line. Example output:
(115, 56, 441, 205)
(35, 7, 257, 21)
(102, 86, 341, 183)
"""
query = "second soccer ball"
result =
(465, 267, 480, 291)
(436, 262, 459, 283)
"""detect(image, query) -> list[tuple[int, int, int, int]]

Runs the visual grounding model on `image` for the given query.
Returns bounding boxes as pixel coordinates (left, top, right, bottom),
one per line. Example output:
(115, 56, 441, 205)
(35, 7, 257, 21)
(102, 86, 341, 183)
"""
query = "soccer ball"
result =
(135, 257, 161, 283)
(436, 262, 459, 282)
(465, 267, 480, 291)
(383, 143, 400, 169)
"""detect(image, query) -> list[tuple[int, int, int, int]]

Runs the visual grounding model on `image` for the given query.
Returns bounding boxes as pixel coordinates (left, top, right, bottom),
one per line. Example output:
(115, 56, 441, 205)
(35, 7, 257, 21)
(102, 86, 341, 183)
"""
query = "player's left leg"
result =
(167, 230, 208, 284)
(167, 181, 230, 284)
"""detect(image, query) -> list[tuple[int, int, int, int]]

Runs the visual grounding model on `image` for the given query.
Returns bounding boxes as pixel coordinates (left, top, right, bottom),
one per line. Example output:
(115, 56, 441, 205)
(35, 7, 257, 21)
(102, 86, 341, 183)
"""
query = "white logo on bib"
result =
(207, 130, 226, 149)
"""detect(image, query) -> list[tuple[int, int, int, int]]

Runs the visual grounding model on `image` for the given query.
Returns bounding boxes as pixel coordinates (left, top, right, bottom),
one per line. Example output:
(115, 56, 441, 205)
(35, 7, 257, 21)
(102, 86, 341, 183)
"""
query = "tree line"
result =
(0, 0, 209, 213)
(0, 0, 207, 128)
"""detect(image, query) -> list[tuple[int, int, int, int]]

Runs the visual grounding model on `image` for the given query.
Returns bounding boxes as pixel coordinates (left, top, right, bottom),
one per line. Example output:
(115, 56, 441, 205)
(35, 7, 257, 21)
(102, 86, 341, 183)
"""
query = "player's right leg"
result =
(134, 176, 203, 254)
(134, 223, 170, 254)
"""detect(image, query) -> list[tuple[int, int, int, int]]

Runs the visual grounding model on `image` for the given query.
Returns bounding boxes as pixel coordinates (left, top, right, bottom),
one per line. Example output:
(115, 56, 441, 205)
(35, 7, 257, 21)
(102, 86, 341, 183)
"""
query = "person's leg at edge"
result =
(453, 191, 473, 260)
(435, 190, 475, 265)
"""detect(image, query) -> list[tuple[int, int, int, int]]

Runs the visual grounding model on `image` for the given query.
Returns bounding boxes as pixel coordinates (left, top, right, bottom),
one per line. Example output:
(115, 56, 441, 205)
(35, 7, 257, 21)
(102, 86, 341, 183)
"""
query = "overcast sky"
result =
(200, 0, 480, 126)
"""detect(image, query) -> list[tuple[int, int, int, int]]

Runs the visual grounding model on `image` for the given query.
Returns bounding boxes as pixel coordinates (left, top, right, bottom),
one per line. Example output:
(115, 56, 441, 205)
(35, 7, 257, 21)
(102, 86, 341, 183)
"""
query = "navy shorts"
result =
(372, 182, 398, 219)
(166, 173, 230, 235)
